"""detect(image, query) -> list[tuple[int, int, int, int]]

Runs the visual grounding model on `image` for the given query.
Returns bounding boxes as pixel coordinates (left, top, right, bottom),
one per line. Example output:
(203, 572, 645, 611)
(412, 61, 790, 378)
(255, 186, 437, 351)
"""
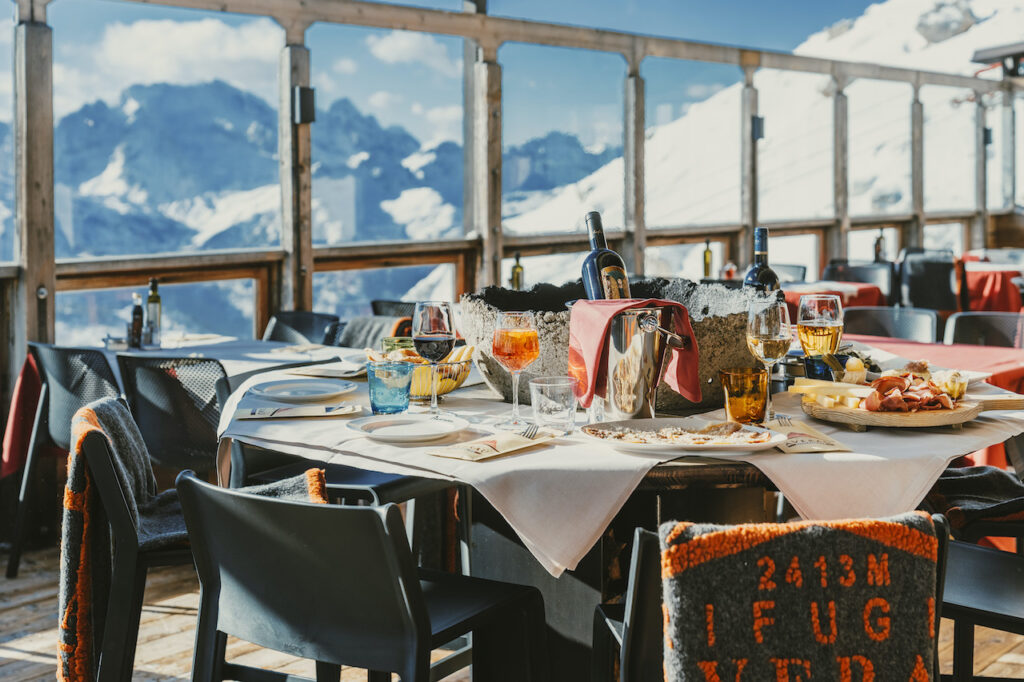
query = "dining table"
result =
(216, 342, 1024, 681)
(963, 262, 1024, 312)
(781, 280, 886, 320)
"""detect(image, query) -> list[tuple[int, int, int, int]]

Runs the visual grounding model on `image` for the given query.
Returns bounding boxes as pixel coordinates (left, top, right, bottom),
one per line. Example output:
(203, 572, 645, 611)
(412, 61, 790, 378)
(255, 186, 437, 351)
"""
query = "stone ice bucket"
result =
(460, 278, 768, 410)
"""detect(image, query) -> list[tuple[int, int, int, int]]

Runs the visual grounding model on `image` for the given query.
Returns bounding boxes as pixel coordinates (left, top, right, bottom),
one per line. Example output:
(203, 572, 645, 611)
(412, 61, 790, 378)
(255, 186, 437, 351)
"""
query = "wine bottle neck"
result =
(588, 225, 607, 250)
(752, 229, 768, 264)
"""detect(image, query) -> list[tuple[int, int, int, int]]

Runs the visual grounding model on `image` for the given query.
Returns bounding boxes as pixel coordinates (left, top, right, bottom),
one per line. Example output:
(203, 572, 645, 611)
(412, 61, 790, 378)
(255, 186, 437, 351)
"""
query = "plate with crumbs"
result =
(581, 417, 785, 455)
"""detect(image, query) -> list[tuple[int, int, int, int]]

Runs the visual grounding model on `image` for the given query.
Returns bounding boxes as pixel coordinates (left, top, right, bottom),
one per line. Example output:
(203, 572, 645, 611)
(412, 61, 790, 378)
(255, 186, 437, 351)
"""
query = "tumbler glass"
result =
(529, 377, 579, 435)
(719, 368, 768, 424)
(366, 361, 415, 415)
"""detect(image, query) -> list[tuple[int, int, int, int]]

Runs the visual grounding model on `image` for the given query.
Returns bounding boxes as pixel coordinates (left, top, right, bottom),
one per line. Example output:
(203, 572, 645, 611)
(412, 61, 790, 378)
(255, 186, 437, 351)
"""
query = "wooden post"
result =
(971, 91, 988, 250)
(909, 85, 925, 249)
(473, 53, 502, 288)
(12, 9, 55, 397)
(829, 75, 850, 267)
(739, 64, 758, 270)
(278, 41, 313, 311)
(462, 0, 485, 241)
(1001, 87, 1016, 212)
(622, 66, 646, 275)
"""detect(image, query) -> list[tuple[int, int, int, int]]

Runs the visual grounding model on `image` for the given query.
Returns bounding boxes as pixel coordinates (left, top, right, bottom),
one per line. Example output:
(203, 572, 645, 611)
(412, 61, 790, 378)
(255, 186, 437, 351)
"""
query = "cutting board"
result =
(800, 393, 1024, 431)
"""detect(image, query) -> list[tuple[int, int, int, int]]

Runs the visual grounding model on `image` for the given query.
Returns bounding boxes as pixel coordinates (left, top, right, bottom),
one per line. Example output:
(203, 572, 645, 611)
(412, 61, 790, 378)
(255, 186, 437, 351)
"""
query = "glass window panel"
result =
(501, 44, 624, 235)
(770, 233, 819, 281)
(984, 91, 1007, 211)
(1017, 95, 1024, 208)
(755, 69, 834, 222)
(847, 227, 899, 262)
(313, 265, 455, 320)
(49, 1, 282, 259)
(308, 24, 464, 245)
(0, 14, 12, 262)
(847, 80, 912, 216)
(646, 241, 725, 281)
(642, 59, 741, 227)
(55, 279, 254, 346)
(924, 222, 964, 256)
(501, 253, 587, 289)
(921, 86, 974, 212)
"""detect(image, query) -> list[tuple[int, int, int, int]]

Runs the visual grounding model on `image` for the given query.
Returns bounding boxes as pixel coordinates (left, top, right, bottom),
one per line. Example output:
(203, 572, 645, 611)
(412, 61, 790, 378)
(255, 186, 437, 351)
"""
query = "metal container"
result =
(604, 307, 672, 420)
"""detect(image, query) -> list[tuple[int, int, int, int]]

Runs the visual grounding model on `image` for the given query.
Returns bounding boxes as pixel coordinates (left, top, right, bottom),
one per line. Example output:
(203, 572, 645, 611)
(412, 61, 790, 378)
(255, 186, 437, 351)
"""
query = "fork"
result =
(518, 423, 539, 440)
(775, 414, 793, 427)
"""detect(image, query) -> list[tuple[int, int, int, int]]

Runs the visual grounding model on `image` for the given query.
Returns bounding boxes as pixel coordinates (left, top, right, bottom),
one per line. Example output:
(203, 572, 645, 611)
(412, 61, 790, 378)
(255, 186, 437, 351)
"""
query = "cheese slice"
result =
(788, 379, 873, 400)
(815, 394, 837, 408)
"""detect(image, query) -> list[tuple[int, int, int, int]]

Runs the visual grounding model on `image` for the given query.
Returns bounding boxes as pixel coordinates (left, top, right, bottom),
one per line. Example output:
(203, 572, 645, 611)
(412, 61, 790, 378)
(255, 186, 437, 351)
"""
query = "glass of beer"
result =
(747, 299, 792, 420)
(797, 295, 844, 357)
(719, 368, 768, 424)
(492, 311, 540, 429)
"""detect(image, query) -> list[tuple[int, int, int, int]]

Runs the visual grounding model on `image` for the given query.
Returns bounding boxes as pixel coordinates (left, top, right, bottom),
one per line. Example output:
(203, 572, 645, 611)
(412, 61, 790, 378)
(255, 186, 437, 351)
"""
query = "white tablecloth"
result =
(217, 366, 1024, 578)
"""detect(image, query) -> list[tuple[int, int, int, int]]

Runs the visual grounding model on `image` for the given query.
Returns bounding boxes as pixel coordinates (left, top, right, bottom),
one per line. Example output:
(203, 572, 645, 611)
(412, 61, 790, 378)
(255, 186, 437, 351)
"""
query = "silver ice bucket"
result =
(604, 307, 673, 420)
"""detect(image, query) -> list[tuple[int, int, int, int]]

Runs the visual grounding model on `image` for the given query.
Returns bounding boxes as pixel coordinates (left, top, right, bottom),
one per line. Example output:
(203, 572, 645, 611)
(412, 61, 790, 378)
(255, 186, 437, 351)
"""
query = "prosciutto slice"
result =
(862, 372, 956, 413)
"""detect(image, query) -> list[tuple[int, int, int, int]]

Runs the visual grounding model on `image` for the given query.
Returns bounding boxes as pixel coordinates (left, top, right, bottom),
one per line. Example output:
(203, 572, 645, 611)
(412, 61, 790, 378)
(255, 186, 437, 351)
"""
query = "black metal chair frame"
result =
(842, 305, 939, 343)
(594, 518, 949, 681)
(822, 259, 898, 306)
(82, 429, 193, 682)
(262, 311, 340, 345)
(7, 344, 121, 578)
(177, 471, 547, 682)
(944, 311, 1024, 348)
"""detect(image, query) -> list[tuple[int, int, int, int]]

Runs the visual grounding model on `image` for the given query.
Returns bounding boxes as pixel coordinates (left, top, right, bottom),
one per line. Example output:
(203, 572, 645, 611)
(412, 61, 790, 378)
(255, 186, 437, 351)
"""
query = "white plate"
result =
(581, 417, 785, 455)
(347, 414, 470, 443)
(249, 379, 357, 403)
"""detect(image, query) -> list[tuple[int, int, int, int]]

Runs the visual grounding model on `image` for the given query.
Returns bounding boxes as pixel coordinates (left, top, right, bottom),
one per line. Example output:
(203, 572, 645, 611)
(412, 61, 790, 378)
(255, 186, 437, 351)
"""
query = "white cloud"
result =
(365, 31, 461, 78)
(368, 90, 403, 110)
(411, 102, 424, 115)
(423, 105, 462, 147)
(52, 18, 282, 118)
(684, 83, 725, 100)
(333, 58, 358, 75)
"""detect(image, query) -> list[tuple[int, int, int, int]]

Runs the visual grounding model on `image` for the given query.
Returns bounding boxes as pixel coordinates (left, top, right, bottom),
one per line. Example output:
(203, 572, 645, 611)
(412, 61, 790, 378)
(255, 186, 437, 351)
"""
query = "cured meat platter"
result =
(800, 393, 1024, 431)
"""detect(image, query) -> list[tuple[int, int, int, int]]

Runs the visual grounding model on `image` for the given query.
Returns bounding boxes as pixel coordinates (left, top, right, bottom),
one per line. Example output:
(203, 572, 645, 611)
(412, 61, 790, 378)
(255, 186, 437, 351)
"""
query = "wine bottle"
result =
(702, 239, 713, 278)
(130, 292, 144, 348)
(742, 227, 780, 292)
(873, 229, 885, 262)
(147, 278, 162, 346)
(581, 211, 631, 300)
(510, 252, 524, 290)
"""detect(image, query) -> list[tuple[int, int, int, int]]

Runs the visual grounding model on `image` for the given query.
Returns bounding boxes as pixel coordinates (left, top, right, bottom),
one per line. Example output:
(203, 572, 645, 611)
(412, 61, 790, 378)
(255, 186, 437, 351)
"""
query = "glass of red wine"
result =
(412, 301, 456, 416)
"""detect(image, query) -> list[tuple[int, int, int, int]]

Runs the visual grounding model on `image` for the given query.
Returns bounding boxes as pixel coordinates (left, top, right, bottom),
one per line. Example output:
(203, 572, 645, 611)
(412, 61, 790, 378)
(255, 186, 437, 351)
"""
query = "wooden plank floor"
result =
(2, 546, 1023, 680)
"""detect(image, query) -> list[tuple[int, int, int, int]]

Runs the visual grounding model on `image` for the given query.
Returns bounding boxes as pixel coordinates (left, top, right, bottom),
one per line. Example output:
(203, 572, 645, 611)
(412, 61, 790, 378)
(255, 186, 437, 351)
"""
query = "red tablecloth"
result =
(782, 282, 886, 322)
(966, 269, 1023, 312)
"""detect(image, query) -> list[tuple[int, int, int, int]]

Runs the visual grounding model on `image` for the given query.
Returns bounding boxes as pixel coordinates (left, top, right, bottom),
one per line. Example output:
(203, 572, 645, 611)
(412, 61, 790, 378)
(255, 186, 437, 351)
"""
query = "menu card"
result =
(235, 404, 362, 420)
(764, 418, 851, 453)
(430, 429, 558, 461)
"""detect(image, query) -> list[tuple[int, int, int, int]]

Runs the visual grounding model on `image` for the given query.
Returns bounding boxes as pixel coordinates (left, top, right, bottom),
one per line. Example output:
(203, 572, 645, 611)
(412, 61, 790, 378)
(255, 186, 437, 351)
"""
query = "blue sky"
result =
(39, 0, 879, 147)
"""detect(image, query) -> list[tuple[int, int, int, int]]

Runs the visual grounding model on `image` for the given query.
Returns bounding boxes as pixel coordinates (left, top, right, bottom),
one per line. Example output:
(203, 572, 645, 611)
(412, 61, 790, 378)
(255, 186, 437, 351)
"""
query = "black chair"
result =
(843, 305, 938, 343)
(942, 540, 1024, 681)
(822, 259, 898, 306)
(772, 263, 806, 283)
(177, 471, 548, 682)
(594, 517, 949, 681)
(322, 320, 348, 346)
(7, 344, 121, 578)
(944, 312, 1024, 348)
(118, 356, 227, 473)
(898, 249, 962, 310)
(371, 300, 416, 318)
(80, 420, 192, 681)
(262, 311, 339, 345)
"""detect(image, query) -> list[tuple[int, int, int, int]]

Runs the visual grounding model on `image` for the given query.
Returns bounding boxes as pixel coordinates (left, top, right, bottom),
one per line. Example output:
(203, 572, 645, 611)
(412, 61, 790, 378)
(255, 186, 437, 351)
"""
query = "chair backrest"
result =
(843, 306, 937, 343)
(176, 472, 429, 672)
(635, 514, 948, 681)
(262, 311, 340, 345)
(944, 312, 1024, 348)
(80, 429, 144, 549)
(118, 356, 227, 472)
(821, 260, 897, 305)
(337, 315, 410, 349)
(619, 529, 663, 682)
(29, 344, 120, 451)
(371, 300, 417, 318)
(899, 250, 958, 309)
(322, 320, 349, 346)
(772, 264, 806, 283)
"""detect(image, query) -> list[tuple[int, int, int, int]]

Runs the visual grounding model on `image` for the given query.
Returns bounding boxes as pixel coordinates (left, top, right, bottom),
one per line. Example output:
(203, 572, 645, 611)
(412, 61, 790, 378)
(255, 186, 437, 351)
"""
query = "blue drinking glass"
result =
(367, 361, 415, 415)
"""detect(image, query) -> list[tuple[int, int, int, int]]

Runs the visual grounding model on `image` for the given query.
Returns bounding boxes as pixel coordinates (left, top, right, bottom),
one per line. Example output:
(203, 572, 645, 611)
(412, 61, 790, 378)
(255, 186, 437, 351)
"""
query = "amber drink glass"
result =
(492, 312, 540, 429)
(719, 368, 768, 425)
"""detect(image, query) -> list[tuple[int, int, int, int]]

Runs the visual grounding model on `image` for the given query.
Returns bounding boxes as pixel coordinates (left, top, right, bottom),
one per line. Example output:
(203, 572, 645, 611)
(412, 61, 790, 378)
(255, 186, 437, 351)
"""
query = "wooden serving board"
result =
(801, 398, 982, 431)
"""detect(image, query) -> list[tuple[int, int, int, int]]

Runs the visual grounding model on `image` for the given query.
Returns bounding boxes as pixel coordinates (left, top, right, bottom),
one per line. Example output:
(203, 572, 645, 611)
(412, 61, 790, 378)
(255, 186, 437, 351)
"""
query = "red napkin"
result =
(567, 299, 701, 409)
(2, 354, 65, 479)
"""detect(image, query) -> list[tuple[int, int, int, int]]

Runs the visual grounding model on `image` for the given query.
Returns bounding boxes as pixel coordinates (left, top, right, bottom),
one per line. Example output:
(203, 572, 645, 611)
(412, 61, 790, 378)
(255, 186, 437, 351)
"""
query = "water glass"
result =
(529, 377, 579, 435)
(367, 361, 415, 415)
(719, 367, 768, 424)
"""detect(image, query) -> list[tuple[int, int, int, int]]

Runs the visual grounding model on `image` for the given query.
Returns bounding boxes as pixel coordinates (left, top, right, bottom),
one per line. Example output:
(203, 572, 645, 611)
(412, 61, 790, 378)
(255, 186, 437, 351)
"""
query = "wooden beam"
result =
(1001, 87, 1016, 211)
(461, 0, 485, 239)
(473, 57, 502, 287)
(971, 92, 988, 250)
(909, 86, 925, 248)
(739, 66, 758, 270)
(313, 238, 479, 261)
(829, 76, 850, 267)
(278, 43, 313, 311)
(56, 248, 284, 277)
(622, 69, 646, 275)
(12, 19, 55, 403)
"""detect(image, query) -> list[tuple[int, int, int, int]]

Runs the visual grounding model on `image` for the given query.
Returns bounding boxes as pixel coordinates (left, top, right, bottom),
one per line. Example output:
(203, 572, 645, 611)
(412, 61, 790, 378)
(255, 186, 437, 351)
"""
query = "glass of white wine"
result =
(796, 294, 844, 357)
(747, 298, 792, 421)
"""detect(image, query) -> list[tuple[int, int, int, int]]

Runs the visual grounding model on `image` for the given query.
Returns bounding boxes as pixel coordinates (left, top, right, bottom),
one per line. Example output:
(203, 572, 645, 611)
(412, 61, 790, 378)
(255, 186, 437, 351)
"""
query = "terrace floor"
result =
(1, 547, 1022, 680)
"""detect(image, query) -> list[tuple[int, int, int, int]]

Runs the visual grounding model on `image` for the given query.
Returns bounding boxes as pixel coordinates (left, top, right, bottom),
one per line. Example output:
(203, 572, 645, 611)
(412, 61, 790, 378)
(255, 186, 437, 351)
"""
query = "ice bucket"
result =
(603, 307, 673, 420)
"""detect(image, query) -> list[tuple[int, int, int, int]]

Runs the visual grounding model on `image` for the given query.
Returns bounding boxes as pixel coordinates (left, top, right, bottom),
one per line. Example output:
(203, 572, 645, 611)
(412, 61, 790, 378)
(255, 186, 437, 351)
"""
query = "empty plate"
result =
(347, 414, 469, 443)
(249, 379, 357, 404)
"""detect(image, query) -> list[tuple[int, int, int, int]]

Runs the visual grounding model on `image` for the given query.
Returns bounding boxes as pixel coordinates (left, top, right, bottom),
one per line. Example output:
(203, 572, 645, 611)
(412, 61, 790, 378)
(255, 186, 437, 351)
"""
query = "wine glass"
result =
(492, 311, 540, 430)
(412, 301, 456, 416)
(747, 299, 792, 421)
(796, 294, 844, 358)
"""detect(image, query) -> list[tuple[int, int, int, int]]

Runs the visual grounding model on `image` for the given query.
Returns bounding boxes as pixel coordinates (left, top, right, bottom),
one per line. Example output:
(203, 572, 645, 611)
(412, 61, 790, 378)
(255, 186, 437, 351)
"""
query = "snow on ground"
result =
(159, 184, 280, 247)
(381, 187, 457, 240)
